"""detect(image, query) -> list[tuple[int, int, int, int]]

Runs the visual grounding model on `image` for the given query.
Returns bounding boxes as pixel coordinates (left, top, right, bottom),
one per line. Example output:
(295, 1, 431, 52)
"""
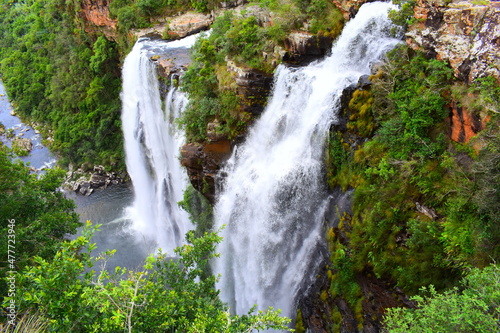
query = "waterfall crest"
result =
(121, 38, 193, 254)
(214, 2, 400, 320)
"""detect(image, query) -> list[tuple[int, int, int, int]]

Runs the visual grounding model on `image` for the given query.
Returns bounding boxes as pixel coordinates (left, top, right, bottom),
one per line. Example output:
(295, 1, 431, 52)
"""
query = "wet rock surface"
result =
(64, 165, 126, 196)
(180, 141, 232, 204)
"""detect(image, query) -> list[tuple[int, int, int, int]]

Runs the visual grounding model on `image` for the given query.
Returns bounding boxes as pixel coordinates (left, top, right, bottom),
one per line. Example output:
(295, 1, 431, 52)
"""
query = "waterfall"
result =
(213, 1, 400, 321)
(121, 37, 196, 254)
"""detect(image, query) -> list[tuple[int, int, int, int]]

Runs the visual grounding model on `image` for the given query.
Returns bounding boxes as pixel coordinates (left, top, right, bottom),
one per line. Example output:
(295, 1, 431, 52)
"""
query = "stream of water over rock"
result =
(213, 2, 400, 322)
(121, 36, 198, 254)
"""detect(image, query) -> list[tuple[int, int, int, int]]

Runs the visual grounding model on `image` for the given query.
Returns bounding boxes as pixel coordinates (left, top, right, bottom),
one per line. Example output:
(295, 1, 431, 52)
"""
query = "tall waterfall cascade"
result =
(214, 1, 400, 321)
(121, 36, 198, 254)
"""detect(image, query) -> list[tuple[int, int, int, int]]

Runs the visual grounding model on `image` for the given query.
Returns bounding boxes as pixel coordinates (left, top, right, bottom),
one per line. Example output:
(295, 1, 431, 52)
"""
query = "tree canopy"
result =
(2, 223, 291, 332)
(0, 144, 80, 301)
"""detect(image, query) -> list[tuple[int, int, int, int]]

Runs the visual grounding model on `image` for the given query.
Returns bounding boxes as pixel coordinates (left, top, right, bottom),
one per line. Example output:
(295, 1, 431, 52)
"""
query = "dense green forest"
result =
(0, 0, 124, 169)
(1, 0, 500, 331)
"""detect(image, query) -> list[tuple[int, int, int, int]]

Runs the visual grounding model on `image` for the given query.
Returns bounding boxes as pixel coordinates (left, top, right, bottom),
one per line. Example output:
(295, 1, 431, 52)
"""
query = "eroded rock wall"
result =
(407, 0, 500, 83)
(79, 0, 117, 40)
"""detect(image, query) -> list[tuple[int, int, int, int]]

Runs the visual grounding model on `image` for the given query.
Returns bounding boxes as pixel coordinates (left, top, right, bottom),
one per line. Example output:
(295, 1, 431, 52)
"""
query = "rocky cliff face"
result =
(407, 0, 500, 83)
(406, 0, 498, 145)
(448, 100, 488, 144)
(332, 0, 369, 20)
(283, 32, 334, 65)
(79, 0, 117, 40)
(180, 141, 232, 204)
(134, 12, 214, 39)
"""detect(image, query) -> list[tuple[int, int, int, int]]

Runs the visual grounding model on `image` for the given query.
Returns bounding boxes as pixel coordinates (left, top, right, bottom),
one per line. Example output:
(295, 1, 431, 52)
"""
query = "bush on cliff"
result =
(0, 143, 80, 304)
(384, 264, 500, 333)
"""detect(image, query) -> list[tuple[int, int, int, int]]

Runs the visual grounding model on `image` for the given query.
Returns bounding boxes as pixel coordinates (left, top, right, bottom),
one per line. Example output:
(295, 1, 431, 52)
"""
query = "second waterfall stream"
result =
(121, 36, 199, 254)
(213, 1, 400, 321)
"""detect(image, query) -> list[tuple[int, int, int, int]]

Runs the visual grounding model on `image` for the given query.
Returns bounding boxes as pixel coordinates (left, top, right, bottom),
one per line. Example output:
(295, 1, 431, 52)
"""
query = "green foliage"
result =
(0, 0, 124, 169)
(306, 0, 344, 36)
(180, 20, 265, 141)
(389, 0, 417, 30)
(259, 0, 344, 38)
(468, 120, 500, 261)
(295, 309, 305, 333)
(347, 89, 375, 137)
(178, 184, 214, 237)
(374, 46, 453, 160)
(224, 16, 268, 68)
(470, 76, 500, 113)
(384, 265, 500, 332)
(325, 131, 353, 190)
(6, 223, 292, 332)
(0, 144, 80, 303)
(10, 138, 29, 156)
(324, 46, 500, 300)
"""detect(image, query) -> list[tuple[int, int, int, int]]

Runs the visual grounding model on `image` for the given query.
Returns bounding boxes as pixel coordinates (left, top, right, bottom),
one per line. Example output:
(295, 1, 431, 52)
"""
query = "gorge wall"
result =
(77, 0, 500, 332)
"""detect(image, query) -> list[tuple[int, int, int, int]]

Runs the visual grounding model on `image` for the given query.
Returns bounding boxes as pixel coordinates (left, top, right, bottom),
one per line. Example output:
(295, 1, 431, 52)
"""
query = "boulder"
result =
(169, 12, 213, 38)
(284, 31, 333, 64)
(180, 141, 232, 203)
(12, 137, 33, 153)
(63, 164, 126, 195)
(90, 174, 108, 188)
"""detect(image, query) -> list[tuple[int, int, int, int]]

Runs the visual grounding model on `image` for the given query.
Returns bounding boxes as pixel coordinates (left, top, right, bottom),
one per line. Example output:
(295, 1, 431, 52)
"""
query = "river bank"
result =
(0, 81, 56, 172)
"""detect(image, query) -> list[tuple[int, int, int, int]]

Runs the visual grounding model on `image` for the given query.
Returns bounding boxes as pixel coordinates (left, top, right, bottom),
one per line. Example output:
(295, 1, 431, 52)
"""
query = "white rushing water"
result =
(214, 1, 400, 321)
(121, 38, 194, 254)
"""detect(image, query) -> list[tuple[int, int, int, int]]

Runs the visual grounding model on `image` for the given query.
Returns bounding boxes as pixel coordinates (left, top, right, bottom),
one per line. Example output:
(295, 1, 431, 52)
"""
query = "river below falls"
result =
(66, 183, 153, 271)
(0, 80, 150, 271)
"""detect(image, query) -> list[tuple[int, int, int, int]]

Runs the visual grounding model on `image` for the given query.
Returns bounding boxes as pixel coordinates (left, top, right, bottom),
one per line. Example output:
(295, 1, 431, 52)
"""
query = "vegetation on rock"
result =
(179, 0, 345, 142)
(1, 0, 500, 331)
(384, 264, 500, 332)
(324, 43, 500, 330)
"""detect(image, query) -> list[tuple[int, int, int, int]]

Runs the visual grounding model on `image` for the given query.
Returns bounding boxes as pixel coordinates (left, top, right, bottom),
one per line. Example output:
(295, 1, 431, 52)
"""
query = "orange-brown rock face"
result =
(80, 0, 117, 40)
(448, 101, 486, 143)
(406, 0, 500, 83)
